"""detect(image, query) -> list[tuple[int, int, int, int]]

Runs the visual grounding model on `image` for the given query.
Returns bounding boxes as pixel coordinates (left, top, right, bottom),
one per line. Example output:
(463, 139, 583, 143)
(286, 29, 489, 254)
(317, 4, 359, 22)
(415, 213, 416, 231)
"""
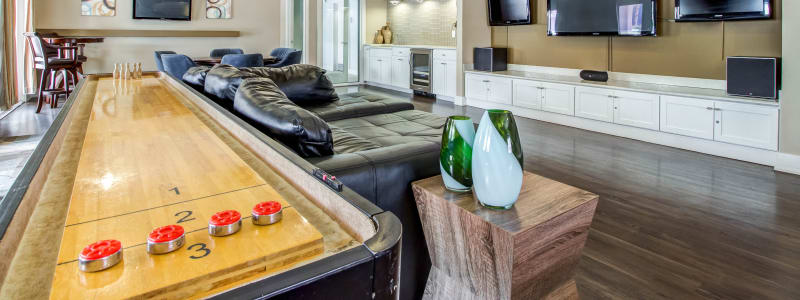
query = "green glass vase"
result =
(440, 116, 476, 192)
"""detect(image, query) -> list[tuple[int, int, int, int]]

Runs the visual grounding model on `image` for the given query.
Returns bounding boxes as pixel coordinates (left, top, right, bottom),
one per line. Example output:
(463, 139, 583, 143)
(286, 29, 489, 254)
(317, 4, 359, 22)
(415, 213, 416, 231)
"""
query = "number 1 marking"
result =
(169, 187, 180, 195)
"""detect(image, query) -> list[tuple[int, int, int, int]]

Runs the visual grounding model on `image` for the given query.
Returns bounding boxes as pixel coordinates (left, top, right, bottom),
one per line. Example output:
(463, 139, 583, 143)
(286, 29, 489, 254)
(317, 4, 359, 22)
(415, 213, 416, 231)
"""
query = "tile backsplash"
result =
(383, 0, 457, 47)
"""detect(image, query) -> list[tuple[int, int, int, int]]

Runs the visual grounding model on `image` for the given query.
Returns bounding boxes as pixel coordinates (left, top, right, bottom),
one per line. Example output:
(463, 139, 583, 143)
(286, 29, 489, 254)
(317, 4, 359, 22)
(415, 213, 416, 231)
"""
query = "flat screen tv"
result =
(547, 0, 656, 36)
(133, 0, 191, 21)
(675, 0, 771, 21)
(488, 0, 532, 26)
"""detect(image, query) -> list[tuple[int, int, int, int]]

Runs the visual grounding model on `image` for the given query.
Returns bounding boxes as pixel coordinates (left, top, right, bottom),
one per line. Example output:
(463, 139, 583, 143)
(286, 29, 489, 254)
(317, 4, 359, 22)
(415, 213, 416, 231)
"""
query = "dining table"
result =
(193, 56, 278, 66)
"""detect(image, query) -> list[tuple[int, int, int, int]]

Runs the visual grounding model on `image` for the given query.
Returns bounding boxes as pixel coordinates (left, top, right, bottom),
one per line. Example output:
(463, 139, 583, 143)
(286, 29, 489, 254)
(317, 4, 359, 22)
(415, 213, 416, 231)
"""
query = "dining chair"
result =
(161, 54, 197, 79)
(210, 48, 244, 58)
(24, 32, 79, 113)
(221, 54, 265, 68)
(154, 51, 177, 72)
(266, 48, 302, 68)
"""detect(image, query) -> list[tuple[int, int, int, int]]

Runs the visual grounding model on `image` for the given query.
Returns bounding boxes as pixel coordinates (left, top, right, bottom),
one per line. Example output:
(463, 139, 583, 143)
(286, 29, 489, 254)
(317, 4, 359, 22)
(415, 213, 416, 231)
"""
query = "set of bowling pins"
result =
(113, 62, 143, 80)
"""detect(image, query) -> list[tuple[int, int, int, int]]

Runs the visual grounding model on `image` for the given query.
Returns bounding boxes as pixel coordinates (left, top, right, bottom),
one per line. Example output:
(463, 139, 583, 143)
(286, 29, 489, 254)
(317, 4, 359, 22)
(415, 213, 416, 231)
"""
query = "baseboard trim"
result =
(364, 82, 413, 94)
(775, 153, 800, 175)
(466, 98, 778, 166)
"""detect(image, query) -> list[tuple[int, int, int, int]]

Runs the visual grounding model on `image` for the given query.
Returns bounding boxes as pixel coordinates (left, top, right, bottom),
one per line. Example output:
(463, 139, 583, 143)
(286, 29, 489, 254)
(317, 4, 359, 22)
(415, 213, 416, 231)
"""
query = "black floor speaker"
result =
(727, 57, 780, 99)
(474, 47, 507, 72)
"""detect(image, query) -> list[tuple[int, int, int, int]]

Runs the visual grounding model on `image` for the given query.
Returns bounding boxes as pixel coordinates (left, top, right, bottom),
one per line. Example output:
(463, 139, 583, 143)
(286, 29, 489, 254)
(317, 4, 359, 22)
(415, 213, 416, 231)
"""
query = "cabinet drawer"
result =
(433, 49, 457, 62)
(392, 47, 410, 57)
(371, 48, 392, 58)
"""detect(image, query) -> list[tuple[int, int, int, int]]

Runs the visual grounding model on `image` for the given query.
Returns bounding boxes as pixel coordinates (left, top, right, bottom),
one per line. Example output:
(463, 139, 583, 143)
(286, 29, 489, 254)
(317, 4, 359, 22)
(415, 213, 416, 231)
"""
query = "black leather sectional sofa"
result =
(183, 64, 443, 300)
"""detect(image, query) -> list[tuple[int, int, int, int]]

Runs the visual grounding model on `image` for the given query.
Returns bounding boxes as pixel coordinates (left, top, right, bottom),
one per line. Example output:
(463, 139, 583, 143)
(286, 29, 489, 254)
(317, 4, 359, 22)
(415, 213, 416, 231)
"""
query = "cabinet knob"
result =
(715, 108, 722, 111)
(482, 80, 490, 83)
(706, 107, 713, 110)
(716, 120, 720, 124)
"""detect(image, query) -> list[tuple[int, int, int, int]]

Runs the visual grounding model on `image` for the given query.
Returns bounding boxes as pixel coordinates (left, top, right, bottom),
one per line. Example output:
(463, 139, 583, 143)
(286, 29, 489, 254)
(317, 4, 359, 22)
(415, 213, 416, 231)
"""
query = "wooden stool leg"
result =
(36, 69, 50, 113)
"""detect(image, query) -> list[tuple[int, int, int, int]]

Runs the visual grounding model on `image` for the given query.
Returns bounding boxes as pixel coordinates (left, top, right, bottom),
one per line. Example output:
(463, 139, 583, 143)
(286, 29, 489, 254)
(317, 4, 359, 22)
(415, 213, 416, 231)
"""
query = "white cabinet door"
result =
(714, 102, 779, 150)
(465, 74, 488, 101)
(432, 60, 447, 95)
(391, 56, 410, 88)
(378, 58, 392, 85)
(444, 61, 457, 97)
(575, 86, 613, 122)
(512, 79, 543, 110)
(368, 56, 382, 83)
(660, 96, 715, 140)
(614, 90, 660, 130)
(486, 77, 512, 105)
(541, 82, 575, 116)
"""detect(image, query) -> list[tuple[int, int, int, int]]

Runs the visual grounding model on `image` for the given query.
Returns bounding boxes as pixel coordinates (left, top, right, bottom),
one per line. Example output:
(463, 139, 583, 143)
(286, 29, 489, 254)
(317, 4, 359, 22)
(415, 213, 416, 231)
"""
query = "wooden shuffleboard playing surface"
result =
(49, 75, 324, 299)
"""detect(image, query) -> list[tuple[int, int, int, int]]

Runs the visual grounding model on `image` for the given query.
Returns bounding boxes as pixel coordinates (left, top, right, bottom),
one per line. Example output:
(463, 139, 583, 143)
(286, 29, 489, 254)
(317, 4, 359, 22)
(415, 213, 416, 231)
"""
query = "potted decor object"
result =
(472, 109, 523, 209)
(440, 116, 475, 192)
(381, 23, 393, 44)
(374, 30, 384, 44)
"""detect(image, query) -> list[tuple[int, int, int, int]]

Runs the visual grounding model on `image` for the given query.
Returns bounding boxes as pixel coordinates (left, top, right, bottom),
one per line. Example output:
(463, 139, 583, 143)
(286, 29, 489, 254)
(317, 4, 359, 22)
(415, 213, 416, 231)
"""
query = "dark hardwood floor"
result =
(350, 85, 800, 300)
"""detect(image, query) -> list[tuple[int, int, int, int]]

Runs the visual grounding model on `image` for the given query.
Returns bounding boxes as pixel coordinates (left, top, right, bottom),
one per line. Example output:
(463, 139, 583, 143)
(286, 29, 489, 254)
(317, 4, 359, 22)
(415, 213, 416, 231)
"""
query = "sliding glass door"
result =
(321, 0, 359, 84)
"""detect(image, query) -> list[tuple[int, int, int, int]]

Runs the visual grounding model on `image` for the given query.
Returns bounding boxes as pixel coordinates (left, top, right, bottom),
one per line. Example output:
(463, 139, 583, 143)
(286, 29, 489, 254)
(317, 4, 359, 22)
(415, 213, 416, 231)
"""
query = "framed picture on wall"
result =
(206, 0, 232, 19)
(81, 0, 116, 16)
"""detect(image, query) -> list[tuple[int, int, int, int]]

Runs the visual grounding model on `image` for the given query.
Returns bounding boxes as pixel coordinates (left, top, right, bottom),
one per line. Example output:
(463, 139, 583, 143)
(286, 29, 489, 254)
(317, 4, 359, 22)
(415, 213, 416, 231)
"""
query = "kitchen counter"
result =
(365, 44, 456, 50)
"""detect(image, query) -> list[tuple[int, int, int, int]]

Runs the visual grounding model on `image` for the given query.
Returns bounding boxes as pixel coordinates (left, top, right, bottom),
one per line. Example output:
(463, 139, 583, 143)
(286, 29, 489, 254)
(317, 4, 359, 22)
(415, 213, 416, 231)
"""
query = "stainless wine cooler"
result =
(410, 48, 432, 94)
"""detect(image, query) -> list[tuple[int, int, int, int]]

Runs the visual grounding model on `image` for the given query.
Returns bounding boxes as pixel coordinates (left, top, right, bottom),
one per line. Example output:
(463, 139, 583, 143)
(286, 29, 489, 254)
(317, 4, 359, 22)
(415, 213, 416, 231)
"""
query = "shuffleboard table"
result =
(0, 73, 400, 299)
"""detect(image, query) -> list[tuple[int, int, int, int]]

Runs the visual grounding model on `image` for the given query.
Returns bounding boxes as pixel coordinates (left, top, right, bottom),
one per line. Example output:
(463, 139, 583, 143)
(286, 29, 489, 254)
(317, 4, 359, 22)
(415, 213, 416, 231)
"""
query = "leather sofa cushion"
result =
(304, 92, 416, 122)
(204, 64, 259, 108)
(234, 77, 334, 158)
(182, 66, 212, 92)
(246, 65, 339, 105)
(328, 110, 444, 153)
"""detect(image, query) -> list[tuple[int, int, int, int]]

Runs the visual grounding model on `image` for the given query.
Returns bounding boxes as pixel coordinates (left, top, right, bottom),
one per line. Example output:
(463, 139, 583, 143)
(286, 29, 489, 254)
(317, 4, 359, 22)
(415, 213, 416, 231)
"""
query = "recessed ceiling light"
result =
(390, 0, 401, 5)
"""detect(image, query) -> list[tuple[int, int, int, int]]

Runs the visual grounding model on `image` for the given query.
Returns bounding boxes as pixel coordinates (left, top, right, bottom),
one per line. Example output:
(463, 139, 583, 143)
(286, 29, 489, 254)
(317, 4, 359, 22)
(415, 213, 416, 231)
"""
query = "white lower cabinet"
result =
(465, 73, 512, 105)
(661, 96, 715, 140)
(541, 82, 575, 116)
(432, 59, 457, 98)
(575, 86, 614, 122)
(714, 101, 779, 150)
(661, 95, 779, 150)
(613, 90, 660, 131)
(391, 56, 410, 88)
(512, 79, 542, 110)
(467, 72, 780, 152)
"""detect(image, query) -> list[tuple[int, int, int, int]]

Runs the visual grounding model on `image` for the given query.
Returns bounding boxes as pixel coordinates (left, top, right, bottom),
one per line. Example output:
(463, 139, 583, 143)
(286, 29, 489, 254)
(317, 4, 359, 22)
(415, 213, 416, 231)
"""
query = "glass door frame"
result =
(317, 0, 362, 85)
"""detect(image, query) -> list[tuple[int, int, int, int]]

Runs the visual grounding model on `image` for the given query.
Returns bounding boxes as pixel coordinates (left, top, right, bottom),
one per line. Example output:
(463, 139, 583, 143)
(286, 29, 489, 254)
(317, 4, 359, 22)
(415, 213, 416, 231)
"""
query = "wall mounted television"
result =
(547, 0, 656, 36)
(488, 0, 532, 26)
(133, 0, 192, 21)
(675, 0, 771, 21)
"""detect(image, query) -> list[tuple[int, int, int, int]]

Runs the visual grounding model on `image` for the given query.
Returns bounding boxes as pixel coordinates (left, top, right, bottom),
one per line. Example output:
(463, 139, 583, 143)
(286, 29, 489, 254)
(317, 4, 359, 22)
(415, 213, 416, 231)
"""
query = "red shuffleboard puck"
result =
(79, 240, 123, 272)
(209, 210, 242, 237)
(147, 225, 186, 254)
(252, 201, 283, 226)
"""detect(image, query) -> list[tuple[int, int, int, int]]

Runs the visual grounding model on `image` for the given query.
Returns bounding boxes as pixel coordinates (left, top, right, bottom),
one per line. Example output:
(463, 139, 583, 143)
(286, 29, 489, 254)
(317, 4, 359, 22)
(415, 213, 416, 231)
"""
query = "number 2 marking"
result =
(169, 187, 180, 195)
(175, 211, 196, 223)
(188, 243, 211, 259)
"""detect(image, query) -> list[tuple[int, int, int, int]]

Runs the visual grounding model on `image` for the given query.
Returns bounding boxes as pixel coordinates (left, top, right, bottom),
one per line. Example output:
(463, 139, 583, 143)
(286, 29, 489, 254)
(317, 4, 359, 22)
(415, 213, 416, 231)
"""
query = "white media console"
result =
(464, 66, 781, 166)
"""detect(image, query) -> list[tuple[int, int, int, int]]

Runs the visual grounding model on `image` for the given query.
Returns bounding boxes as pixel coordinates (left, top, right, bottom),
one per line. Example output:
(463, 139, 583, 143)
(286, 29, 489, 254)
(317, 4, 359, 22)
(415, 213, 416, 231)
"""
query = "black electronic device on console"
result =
(474, 47, 508, 72)
(580, 70, 609, 82)
(727, 57, 780, 99)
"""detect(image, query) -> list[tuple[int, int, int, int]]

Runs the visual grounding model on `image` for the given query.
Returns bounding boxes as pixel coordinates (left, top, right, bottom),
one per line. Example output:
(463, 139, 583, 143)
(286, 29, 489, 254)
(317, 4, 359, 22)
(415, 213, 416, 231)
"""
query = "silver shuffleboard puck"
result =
(252, 201, 283, 225)
(209, 210, 242, 237)
(147, 225, 186, 254)
(79, 240, 123, 272)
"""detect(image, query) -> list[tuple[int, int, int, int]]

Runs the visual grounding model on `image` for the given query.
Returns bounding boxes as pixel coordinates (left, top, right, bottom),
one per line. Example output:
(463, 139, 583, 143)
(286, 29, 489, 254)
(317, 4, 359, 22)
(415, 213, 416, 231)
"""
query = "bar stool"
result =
(24, 32, 79, 113)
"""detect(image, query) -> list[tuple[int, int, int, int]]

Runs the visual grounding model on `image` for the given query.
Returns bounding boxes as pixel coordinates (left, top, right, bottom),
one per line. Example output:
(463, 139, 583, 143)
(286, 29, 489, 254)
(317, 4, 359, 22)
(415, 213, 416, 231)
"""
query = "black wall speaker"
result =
(580, 70, 609, 82)
(727, 57, 780, 99)
(474, 47, 507, 72)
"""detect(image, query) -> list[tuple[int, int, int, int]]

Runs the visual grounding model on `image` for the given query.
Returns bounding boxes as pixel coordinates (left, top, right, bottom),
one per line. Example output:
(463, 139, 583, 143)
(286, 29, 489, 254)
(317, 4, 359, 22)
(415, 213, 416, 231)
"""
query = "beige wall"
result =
(457, 0, 491, 97)
(489, 0, 782, 80)
(781, 1, 799, 155)
(365, 0, 386, 43)
(34, 0, 282, 74)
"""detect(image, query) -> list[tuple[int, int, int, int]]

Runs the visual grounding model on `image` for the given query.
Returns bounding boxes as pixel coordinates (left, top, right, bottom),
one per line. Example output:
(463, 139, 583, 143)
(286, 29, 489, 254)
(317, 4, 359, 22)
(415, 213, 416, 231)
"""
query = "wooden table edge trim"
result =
(0, 78, 91, 284)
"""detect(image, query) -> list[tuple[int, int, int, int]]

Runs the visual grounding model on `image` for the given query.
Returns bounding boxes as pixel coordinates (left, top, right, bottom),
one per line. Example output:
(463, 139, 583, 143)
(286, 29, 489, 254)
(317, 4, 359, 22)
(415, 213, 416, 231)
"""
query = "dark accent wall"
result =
(490, 0, 782, 79)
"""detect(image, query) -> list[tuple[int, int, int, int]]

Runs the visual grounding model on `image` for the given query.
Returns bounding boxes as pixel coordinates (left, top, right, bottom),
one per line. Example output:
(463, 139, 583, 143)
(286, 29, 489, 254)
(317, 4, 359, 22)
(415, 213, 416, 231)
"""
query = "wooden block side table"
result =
(412, 171, 599, 300)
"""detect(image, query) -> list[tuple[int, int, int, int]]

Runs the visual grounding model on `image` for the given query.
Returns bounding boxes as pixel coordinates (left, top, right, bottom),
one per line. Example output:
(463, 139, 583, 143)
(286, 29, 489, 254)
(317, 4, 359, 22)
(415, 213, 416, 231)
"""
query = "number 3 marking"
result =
(188, 243, 211, 259)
